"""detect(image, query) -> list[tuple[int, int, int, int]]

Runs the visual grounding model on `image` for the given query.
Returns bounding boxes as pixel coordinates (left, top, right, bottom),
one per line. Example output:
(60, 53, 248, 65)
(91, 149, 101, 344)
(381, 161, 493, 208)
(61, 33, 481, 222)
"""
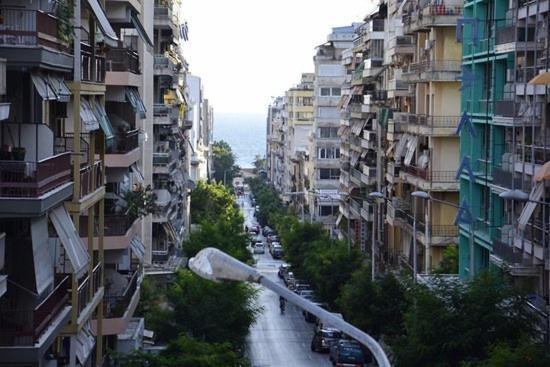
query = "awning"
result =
(534, 161, 550, 182)
(80, 97, 100, 132)
(85, 0, 118, 47)
(351, 119, 366, 135)
(93, 98, 115, 141)
(49, 205, 90, 277)
(518, 182, 544, 230)
(386, 142, 396, 157)
(528, 71, 550, 85)
(163, 222, 178, 244)
(131, 163, 144, 183)
(395, 133, 410, 159)
(48, 75, 71, 102)
(335, 213, 343, 227)
(130, 10, 153, 51)
(176, 88, 185, 105)
(31, 216, 54, 295)
(338, 125, 350, 136)
(75, 322, 95, 365)
(31, 73, 57, 100)
(404, 136, 418, 166)
(337, 95, 347, 109)
(125, 87, 147, 119)
(350, 151, 361, 167)
(130, 235, 145, 261)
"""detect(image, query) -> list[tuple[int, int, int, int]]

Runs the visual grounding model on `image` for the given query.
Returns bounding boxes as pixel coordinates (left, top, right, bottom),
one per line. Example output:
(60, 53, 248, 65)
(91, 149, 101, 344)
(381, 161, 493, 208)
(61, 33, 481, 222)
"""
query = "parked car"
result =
(263, 226, 274, 237)
(303, 301, 328, 323)
(253, 242, 265, 254)
(267, 235, 279, 245)
(297, 289, 315, 299)
(311, 327, 342, 353)
(278, 264, 291, 279)
(290, 281, 312, 293)
(271, 246, 283, 260)
(329, 339, 370, 367)
(283, 272, 295, 286)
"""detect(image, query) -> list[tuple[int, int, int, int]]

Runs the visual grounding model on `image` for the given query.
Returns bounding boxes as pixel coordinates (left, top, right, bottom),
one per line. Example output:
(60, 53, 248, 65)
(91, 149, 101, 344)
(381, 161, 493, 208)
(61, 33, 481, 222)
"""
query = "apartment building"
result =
(267, 96, 286, 191)
(459, 0, 549, 337)
(281, 73, 315, 212)
(307, 25, 356, 233)
(381, 0, 462, 274)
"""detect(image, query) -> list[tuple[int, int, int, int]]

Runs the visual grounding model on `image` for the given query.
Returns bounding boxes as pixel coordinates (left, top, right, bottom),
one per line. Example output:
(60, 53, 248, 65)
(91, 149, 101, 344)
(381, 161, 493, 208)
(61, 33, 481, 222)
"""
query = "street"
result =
(238, 193, 332, 367)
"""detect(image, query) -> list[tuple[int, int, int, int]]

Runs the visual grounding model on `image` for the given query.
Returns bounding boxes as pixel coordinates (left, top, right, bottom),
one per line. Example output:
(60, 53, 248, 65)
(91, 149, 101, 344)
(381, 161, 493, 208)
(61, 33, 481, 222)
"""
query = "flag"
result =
(180, 21, 189, 41)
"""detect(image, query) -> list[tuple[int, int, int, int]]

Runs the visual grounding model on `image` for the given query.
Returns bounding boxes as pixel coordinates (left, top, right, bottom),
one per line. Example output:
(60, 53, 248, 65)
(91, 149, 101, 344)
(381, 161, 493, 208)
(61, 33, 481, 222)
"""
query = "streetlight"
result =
(498, 189, 529, 203)
(368, 191, 385, 281)
(189, 247, 391, 367)
(411, 191, 430, 283)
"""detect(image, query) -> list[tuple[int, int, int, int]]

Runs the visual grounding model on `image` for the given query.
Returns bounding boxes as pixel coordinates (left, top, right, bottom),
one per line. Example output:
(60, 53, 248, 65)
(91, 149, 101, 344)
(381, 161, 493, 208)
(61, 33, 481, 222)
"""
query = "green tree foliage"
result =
(115, 335, 249, 367)
(123, 184, 159, 220)
(212, 140, 239, 185)
(246, 177, 285, 225)
(433, 245, 459, 275)
(252, 155, 266, 173)
(337, 266, 407, 339)
(190, 181, 240, 224)
(474, 342, 550, 367)
(392, 271, 539, 367)
(152, 271, 261, 348)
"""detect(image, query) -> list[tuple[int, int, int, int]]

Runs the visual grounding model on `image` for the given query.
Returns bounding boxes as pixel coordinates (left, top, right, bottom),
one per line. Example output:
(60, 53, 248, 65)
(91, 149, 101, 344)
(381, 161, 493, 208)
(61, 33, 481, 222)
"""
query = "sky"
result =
(182, 0, 376, 117)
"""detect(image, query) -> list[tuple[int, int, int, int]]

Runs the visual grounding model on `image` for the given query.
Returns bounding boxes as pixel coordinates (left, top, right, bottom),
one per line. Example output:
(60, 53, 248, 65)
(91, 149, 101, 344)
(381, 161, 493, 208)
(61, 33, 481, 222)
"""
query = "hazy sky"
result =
(182, 0, 376, 116)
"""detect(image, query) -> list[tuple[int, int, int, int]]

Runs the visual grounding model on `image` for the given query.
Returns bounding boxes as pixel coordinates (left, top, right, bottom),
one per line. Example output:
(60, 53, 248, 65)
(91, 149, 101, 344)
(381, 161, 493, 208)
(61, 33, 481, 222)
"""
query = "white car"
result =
(253, 242, 265, 254)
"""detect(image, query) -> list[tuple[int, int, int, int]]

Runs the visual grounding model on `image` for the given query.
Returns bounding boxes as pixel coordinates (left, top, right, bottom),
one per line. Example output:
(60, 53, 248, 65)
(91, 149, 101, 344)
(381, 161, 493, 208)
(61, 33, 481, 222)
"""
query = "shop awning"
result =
(75, 322, 95, 365)
(80, 97, 100, 132)
(163, 222, 178, 244)
(130, 235, 145, 261)
(528, 71, 550, 85)
(31, 216, 54, 295)
(31, 72, 57, 100)
(48, 75, 71, 102)
(130, 10, 153, 51)
(93, 98, 115, 141)
(125, 87, 147, 119)
(404, 136, 418, 166)
(49, 205, 90, 277)
(518, 182, 544, 230)
(85, 0, 118, 47)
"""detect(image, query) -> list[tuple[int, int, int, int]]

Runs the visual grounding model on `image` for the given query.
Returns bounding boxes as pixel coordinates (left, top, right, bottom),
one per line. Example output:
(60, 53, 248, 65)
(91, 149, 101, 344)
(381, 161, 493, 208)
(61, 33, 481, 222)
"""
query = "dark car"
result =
(329, 339, 370, 367)
(262, 226, 274, 237)
(311, 328, 342, 353)
(271, 246, 283, 259)
(303, 301, 328, 323)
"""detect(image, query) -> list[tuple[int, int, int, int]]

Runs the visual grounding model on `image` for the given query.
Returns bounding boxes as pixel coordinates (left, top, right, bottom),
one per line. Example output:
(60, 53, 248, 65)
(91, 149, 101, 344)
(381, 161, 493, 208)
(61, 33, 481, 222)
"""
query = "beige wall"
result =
(431, 82, 461, 116)
(430, 137, 459, 172)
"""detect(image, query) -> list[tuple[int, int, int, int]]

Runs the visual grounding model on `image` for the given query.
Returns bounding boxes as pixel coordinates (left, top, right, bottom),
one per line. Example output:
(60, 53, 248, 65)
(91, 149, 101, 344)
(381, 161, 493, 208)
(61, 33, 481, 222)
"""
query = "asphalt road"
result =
(238, 193, 332, 367)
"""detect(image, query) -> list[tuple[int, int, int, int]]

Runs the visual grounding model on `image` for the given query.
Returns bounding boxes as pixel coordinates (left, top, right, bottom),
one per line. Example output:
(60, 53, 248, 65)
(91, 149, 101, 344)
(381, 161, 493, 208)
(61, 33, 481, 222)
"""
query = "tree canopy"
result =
(212, 140, 239, 185)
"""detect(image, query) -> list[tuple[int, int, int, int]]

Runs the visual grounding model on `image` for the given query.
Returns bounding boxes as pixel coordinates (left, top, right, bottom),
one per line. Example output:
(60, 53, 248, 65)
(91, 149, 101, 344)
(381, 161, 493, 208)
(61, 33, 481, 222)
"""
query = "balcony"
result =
(105, 130, 140, 167)
(154, 54, 177, 76)
(493, 100, 542, 126)
(75, 263, 102, 317)
(154, 5, 178, 33)
(387, 78, 409, 97)
(490, 238, 538, 276)
(154, 103, 177, 125)
(398, 112, 459, 136)
(0, 276, 71, 347)
(81, 43, 106, 83)
(350, 168, 366, 187)
(402, 60, 461, 82)
(403, 3, 463, 33)
(386, 161, 401, 183)
(492, 166, 536, 192)
(361, 201, 374, 221)
(106, 47, 141, 87)
(387, 36, 414, 55)
(0, 7, 73, 70)
(0, 153, 73, 216)
(350, 198, 362, 217)
(494, 26, 538, 54)
(101, 267, 142, 335)
(400, 165, 459, 191)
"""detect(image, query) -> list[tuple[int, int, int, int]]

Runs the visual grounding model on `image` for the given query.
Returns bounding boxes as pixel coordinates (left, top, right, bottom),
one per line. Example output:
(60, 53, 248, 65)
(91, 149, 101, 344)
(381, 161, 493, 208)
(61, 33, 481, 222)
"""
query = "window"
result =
(320, 88, 331, 96)
(318, 127, 338, 138)
(319, 88, 340, 97)
(319, 205, 339, 216)
(332, 88, 341, 96)
(319, 168, 340, 180)
(318, 147, 340, 159)
(303, 97, 313, 106)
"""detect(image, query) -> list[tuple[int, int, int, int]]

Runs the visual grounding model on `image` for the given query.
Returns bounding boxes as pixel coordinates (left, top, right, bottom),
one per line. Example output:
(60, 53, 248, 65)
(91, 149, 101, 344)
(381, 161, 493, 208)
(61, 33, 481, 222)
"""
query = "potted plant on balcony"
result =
(56, 0, 74, 45)
(123, 184, 159, 221)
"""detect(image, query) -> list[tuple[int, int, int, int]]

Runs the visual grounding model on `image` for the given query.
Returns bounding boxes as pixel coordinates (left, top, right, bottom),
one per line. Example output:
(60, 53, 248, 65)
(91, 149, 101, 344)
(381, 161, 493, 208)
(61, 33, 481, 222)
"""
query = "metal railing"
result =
(431, 225, 459, 237)
(0, 152, 71, 197)
(79, 215, 135, 237)
(54, 133, 90, 156)
(105, 267, 141, 318)
(107, 129, 139, 154)
(81, 44, 106, 83)
(106, 47, 140, 74)
(79, 160, 103, 198)
(0, 276, 70, 346)
(0, 7, 68, 51)
(492, 238, 524, 264)
(77, 263, 102, 315)
(402, 165, 457, 183)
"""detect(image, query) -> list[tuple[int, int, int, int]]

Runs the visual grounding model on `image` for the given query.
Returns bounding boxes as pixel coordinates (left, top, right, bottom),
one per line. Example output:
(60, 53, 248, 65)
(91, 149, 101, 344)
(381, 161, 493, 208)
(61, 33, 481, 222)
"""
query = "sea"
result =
(213, 112, 267, 168)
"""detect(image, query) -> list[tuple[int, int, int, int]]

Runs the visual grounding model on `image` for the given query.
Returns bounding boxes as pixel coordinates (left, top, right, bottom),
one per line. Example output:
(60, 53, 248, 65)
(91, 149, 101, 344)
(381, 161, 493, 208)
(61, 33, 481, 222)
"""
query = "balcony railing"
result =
(402, 165, 457, 183)
(76, 263, 102, 315)
(107, 129, 139, 154)
(82, 44, 106, 83)
(105, 267, 141, 318)
(0, 276, 70, 346)
(79, 215, 135, 237)
(495, 26, 535, 46)
(79, 160, 104, 198)
(431, 225, 459, 237)
(0, 7, 69, 52)
(0, 152, 71, 198)
(106, 48, 140, 74)
(492, 166, 535, 192)
(408, 60, 462, 74)
(492, 238, 524, 264)
(406, 114, 460, 128)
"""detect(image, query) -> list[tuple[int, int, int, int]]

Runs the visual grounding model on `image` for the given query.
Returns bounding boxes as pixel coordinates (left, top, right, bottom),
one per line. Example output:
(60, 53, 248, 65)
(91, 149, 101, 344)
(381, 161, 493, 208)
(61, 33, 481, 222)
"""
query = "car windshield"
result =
(322, 330, 341, 338)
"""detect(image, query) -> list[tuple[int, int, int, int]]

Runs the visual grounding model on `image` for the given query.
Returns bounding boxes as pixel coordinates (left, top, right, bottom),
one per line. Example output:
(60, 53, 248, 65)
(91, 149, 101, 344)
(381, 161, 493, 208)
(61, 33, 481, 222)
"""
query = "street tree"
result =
(212, 140, 239, 185)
